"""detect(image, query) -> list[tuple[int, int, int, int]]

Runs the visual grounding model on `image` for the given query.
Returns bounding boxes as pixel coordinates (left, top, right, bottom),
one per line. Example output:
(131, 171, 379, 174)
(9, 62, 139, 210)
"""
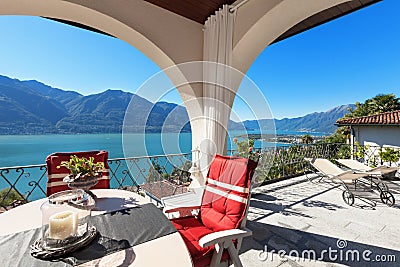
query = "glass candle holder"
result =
(41, 189, 94, 250)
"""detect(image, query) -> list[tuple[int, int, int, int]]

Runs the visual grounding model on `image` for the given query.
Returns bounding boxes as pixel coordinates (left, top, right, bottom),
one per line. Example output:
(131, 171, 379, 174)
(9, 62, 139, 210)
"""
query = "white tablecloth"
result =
(0, 189, 193, 267)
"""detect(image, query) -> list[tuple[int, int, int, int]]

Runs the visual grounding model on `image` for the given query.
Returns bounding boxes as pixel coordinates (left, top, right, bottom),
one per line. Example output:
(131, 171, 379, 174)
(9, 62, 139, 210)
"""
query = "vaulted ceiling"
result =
(47, 0, 382, 44)
(273, 0, 382, 43)
(144, 0, 236, 24)
(144, 0, 381, 43)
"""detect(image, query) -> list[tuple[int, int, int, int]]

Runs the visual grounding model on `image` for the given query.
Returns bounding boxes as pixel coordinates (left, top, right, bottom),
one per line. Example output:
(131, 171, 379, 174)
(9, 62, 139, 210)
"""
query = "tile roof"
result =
(336, 110, 400, 126)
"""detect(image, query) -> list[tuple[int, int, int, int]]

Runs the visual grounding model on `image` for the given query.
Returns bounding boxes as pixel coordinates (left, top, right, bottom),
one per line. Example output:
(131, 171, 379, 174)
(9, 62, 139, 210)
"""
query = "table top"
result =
(0, 189, 193, 267)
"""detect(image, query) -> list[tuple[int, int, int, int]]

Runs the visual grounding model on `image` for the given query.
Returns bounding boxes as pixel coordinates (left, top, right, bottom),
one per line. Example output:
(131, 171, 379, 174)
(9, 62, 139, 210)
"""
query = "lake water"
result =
(0, 133, 192, 168)
(0, 131, 324, 201)
(0, 133, 194, 201)
(0, 130, 326, 168)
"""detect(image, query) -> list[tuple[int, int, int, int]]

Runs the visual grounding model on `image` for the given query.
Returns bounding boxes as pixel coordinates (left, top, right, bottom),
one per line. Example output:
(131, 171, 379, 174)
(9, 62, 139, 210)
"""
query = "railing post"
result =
(281, 148, 285, 178)
(188, 147, 205, 190)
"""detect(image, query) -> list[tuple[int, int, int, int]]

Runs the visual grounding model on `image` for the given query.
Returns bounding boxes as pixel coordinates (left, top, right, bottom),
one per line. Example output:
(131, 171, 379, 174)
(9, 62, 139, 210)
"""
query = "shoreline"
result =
(234, 133, 329, 145)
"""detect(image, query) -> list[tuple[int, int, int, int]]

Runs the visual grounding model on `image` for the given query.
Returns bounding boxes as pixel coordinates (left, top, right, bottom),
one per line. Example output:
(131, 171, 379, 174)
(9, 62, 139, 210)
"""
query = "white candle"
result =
(49, 211, 77, 240)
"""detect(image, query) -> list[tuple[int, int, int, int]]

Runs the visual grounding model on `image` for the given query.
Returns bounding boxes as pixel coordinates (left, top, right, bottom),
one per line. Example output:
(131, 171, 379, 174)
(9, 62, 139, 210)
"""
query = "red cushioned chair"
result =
(46, 150, 110, 196)
(166, 154, 258, 267)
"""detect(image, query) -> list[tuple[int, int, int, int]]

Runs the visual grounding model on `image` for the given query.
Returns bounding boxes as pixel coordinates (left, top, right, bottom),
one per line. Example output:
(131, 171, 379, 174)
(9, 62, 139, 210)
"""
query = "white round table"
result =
(0, 189, 193, 267)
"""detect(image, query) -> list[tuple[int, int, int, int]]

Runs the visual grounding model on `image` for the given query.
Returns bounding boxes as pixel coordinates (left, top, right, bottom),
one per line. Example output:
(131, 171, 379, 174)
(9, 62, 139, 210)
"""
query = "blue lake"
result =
(0, 130, 322, 168)
(0, 133, 192, 168)
(0, 133, 194, 201)
(0, 131, 325, 201)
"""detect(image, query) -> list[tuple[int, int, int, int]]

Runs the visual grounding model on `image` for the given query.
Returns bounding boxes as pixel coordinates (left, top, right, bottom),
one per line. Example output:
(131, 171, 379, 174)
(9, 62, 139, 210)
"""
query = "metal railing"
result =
(241, 143, 397, 184)
(252, 143, 351, 183)
(1, 143, 397, 210)
(0, 164, 47, 208)
(0, 153, 191, 211)
(108, 153, 192, 205)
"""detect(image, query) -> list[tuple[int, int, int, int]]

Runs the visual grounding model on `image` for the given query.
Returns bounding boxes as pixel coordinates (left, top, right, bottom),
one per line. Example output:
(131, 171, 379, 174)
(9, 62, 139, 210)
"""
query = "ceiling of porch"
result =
(143, 0, 381, 43)
(272, 0, 382, 44)
(144, 0, 236, 24)
(46, 0, 381, 45)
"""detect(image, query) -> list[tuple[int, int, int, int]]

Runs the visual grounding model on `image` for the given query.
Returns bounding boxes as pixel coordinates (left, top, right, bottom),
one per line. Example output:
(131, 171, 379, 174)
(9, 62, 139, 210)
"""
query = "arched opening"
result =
(0, 0, 177, 70)
(0, 0, 204, 125)
(0, 13, 195, 203)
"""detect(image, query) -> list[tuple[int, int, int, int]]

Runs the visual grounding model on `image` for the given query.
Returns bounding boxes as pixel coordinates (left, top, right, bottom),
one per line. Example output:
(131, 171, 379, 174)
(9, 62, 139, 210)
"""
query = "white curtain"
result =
(201, 5, 236, 173)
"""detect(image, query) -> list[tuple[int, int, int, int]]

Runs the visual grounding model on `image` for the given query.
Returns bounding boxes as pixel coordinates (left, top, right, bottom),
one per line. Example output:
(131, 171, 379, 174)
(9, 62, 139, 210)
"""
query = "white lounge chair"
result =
(336, 159, 397, 206)
(337, 159, 399, 176)
(305, 158, 395, 207)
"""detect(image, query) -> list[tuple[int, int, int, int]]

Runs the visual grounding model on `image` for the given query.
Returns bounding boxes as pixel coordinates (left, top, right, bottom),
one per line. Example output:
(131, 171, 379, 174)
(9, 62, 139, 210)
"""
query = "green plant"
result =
(58, 155, 105, 177)
(233, 138, 259, 162)
(353, 142, 369, 160)
(379, 147, 400, 166)
(334, 145, 351, 159)
(0, 188, 24, 207)
(301, 134, 313, 144)
(320, 130, 347, 144)
(345, 94, 400, 118)
(367, 155, 378, 168)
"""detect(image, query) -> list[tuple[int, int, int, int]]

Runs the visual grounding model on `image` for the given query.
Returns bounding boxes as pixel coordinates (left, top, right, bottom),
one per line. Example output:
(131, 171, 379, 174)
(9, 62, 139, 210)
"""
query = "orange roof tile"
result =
(336, 110, 400, 126)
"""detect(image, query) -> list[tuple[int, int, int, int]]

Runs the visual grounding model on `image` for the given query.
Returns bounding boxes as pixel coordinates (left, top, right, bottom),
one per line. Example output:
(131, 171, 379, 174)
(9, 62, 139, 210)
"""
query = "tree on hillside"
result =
(325, 93, 399, 144)
(346, 94, 400, 118)
(368, 94, 400, 114)
(301, 134, 313, 144)
(322, 131, 347, 144)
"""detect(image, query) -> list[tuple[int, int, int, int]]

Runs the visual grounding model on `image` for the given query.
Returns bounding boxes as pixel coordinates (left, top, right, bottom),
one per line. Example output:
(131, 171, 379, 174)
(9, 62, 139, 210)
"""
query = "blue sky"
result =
(0, 0, 399, 120)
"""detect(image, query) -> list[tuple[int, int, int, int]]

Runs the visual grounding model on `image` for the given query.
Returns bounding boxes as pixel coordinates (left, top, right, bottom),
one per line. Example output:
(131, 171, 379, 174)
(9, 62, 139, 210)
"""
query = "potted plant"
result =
(58, 155, 105, 188)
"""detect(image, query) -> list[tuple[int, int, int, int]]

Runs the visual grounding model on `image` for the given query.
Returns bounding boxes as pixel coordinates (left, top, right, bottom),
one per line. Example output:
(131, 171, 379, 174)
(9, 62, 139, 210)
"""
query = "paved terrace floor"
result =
(238, 174, 400, 267)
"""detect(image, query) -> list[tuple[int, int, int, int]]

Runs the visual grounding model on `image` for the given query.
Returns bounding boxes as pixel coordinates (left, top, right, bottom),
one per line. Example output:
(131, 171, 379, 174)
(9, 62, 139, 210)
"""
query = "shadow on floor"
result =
(241, 221, 400, 267)
(249, 180, 345, 221)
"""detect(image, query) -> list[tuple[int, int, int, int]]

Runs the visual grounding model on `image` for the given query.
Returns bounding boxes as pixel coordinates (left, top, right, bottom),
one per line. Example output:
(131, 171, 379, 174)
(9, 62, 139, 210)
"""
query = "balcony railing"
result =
(251, 143, 349, 183)
(246, 143, 393, 184)
(0, 143, 397, 211)
(0, 153, 191, 211)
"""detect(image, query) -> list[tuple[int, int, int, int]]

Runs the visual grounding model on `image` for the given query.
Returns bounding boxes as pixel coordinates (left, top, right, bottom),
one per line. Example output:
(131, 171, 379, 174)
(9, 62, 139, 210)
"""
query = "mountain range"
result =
(0, 75, 353, 134)
(242, 104, 355, 134)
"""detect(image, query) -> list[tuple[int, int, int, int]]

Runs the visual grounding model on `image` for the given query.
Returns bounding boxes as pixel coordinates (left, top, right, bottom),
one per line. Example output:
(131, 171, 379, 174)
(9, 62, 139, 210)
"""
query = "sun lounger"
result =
(337, 159, 399, 176)
(337, 159, 399, 194)
(305, 158, 395, 207)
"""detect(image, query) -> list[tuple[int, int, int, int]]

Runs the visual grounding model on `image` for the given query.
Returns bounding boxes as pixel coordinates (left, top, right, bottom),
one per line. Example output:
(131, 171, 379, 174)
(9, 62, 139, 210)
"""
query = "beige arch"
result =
(0, 0, 204, 133)
(232, 0, 351, 74)
(0, 0, 178, 70)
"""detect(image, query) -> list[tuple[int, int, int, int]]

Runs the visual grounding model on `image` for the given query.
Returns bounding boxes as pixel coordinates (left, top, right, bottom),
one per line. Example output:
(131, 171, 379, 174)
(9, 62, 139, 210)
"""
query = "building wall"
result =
(353, 126, 400, 147)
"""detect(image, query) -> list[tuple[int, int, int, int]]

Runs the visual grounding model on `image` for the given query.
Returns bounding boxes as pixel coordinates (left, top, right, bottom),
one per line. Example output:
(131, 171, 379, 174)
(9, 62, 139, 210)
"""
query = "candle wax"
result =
(49, 211, 77, 240)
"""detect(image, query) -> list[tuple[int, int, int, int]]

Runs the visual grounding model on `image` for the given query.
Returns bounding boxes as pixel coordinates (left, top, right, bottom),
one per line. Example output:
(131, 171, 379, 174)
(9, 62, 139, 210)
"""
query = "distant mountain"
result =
(145, 102, 191, 133)
(0, 74, 354, 135)
(0, 75, 192, 134)
(21, 79, 81, 106)
(243, 104, 355, 134)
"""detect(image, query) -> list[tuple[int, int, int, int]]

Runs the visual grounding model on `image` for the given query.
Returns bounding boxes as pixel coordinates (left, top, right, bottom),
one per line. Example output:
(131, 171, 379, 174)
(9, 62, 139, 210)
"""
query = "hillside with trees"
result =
(323, 94, 400, 143)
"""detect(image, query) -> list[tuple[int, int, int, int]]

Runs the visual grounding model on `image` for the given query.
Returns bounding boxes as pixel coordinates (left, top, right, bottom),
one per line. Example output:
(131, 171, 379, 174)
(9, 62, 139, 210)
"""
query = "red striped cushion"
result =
(46, 150, 110, 196)
(200, 154, 257, 232)
(171, 216, 231, 267)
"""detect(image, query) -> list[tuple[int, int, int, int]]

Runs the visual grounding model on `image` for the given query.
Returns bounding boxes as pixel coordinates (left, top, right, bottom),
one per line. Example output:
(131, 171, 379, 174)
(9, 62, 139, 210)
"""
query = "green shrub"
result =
(0, 188, 24, 207)
(379, 148, 400, 166)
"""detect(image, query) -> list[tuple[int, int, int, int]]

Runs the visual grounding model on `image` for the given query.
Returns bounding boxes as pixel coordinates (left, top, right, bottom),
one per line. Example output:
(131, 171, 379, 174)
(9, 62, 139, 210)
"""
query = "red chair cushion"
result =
(46, 150, 110, 196)
(200, 155, 257, 232)
(171, 216, 230, 267)
(171, 155, 257, 266)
